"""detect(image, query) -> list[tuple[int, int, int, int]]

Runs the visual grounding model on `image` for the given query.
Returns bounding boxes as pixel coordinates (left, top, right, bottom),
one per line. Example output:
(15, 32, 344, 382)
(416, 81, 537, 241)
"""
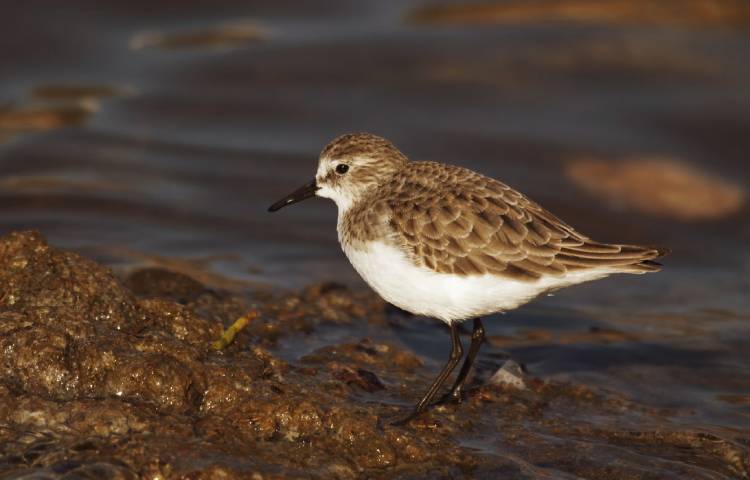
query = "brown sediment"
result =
(0, 175, 135, 195)
(566, 156, 745, 221)
(29, 84, 132, 101)
(407, 0, 750, 29)
(0, 231, 747, 479)
(504, 38, 718, 77)
(113, 249, 267, 291)
(0, 84, 127, 143)
(717, 394, 750, 405)
(488, 325, 642, 348)
(425, 37, 719, 89)
(130, 21, 265, 51)
(0, 104, 92, 132)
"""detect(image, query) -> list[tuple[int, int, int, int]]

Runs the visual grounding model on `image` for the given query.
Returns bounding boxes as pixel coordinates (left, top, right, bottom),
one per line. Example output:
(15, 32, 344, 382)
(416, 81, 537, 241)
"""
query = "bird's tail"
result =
(558, 241, 670, 274)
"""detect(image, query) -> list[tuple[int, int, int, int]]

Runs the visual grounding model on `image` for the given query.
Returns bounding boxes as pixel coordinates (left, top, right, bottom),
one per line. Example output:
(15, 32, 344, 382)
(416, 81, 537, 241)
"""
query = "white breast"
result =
(340, 240, 614, 324)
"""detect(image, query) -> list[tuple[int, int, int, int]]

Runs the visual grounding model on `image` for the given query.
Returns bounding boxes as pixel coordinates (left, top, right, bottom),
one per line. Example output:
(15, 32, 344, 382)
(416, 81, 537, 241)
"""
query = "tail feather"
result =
(627, 246, 670, 273)
(560, 242, 669, 274)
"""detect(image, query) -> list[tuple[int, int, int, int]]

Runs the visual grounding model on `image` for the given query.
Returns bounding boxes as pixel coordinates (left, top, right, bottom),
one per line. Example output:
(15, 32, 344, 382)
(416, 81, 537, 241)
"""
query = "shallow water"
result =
(1, 1, 749, 478)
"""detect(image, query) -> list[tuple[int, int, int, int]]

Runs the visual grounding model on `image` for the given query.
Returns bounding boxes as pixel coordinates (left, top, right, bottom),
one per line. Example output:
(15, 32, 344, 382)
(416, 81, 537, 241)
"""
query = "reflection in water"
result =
(0, 103, 92, 132)
(566, 157, 745, 220)
(29, 84, 132, 101)
(408, 0, 750, 29)
(0, 84, 131, 138)
(130, 21, 266, 51)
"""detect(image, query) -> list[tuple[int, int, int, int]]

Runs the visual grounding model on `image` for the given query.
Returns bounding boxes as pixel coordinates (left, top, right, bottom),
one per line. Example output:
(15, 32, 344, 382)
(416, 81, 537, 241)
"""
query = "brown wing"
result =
(386, 161, 666, 281)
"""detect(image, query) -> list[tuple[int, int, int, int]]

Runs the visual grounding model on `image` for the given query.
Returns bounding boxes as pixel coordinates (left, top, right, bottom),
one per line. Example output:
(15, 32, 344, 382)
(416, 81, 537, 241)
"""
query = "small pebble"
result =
(488, 360, 526, 390)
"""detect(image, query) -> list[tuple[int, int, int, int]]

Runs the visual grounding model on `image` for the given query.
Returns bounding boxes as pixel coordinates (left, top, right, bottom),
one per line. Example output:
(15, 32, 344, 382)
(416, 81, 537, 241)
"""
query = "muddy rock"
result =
(137, 297, 220, 346)
(302, 338, 422, 374)
(0, 231, 456, 477)
(1, 231, 748, 479)
(125, 268, 207, 303)
(1, 325, 75, 400)
(233, 282, 387, 350)
(0, 231, 140, 336)
(103, 351, 203, 414)
(301, 282, 381, 323)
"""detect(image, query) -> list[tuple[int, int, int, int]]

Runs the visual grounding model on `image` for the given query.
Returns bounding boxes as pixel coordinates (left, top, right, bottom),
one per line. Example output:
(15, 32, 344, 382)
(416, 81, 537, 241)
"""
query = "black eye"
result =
(335, 164, 349, 174)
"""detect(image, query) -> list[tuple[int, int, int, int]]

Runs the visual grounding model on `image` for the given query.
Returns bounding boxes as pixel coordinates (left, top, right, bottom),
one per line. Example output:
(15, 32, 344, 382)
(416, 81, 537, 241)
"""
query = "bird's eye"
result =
(335, 164, 349, 174)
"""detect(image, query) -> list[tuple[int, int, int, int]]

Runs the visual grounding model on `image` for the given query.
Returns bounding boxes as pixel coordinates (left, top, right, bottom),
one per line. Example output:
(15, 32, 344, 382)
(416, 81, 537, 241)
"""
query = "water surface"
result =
(1, 1, 748, 477)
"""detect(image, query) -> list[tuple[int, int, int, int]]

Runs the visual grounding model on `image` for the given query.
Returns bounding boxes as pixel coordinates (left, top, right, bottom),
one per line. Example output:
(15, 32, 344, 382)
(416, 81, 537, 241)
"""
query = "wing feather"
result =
(366, 161, 667, 281)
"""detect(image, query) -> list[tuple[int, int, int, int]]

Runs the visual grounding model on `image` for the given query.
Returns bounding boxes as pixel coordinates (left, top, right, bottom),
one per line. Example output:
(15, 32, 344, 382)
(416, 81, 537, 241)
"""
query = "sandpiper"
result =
(269, 133, 667, 422)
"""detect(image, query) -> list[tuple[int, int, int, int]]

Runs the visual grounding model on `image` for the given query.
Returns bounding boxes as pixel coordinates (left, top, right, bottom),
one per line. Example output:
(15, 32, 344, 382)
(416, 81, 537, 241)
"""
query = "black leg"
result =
(393, 322, 463, 424)
(444, 318, 485, 403)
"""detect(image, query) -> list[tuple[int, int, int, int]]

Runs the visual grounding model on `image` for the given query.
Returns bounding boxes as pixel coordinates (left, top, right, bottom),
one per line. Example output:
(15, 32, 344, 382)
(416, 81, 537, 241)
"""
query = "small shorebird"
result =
(269, 133, 667, 422)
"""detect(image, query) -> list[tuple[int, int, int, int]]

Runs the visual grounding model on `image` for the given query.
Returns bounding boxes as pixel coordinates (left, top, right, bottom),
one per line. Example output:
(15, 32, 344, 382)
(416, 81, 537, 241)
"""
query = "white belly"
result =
(341, 240, 613, 324)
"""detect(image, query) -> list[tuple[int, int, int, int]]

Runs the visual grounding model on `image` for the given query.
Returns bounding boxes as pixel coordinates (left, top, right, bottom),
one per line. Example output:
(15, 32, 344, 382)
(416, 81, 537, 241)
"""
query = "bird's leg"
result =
(442, 318, 485, 403)
(393, 323, 463, 425)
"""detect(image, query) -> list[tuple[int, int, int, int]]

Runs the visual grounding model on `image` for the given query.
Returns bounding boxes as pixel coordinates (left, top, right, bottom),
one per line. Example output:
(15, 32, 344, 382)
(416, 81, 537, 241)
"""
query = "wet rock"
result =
(138, 297, 221, 346)
(6, 394, 185, 442)
(331, 365, 386, 393)
(103, 352, 203, 414)
(64, 400, 157, 438)
(187, 292, 250, 337)
(248, 285, 387, 348)
(1, 325, 76, 400)
(2, 462, 137, 480)
(276, 399, 325, 441)
(9, 396, 73, 433)
(302, 338, 422, 374)
(384, 429, 433, 463)
(125, 268, 207, 304)
(198, 361, 264, 416)
(198, 350, 284, 419)
(0, 230, 747, 479)
(326, 407, 396, 470)
(302, 282, 375, 323)
(0, 231, 140, 337)
(0, 312, 29, 335)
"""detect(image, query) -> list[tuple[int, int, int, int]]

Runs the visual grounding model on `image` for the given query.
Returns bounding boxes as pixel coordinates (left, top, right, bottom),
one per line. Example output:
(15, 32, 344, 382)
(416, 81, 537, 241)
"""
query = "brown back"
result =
(342, 161, 665, 281)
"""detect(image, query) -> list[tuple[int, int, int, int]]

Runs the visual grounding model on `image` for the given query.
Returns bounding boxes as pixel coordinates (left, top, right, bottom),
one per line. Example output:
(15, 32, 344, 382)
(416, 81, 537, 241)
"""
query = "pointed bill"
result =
(268, 180, 318, 212)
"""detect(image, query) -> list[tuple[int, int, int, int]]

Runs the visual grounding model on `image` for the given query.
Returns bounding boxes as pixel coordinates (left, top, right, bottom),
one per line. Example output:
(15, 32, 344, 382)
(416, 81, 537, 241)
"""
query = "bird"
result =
(268, 132, 667, 423)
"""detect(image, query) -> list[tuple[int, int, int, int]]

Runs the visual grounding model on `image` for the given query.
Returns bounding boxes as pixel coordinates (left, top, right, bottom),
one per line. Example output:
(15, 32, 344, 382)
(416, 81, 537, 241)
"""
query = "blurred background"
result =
(0, 0, 749, 448)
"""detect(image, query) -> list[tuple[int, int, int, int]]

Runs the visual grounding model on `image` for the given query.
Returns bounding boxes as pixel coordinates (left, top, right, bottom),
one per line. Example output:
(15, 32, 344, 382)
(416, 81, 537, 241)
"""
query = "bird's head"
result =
(268, 132, 407, 213)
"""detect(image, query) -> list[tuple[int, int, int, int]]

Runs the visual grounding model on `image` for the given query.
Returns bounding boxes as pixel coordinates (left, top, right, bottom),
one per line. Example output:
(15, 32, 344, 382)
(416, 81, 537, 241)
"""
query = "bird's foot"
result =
(438, 388, 463, 405)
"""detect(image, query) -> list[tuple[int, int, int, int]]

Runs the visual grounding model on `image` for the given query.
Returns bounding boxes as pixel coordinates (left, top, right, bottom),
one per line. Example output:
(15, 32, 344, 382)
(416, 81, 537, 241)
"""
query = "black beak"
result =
(268, 180, 319, 212)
